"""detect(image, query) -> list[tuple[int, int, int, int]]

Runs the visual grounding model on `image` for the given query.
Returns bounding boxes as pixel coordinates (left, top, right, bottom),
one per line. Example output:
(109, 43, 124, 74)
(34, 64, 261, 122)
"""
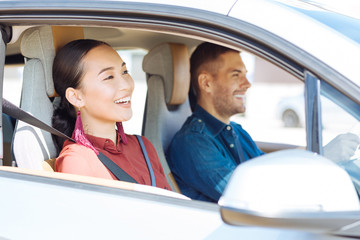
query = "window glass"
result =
(117, 49, 148, 135)
(321, 94, 359, 147)
(320, 83, 360, 191)
(231, 53, 306, 148)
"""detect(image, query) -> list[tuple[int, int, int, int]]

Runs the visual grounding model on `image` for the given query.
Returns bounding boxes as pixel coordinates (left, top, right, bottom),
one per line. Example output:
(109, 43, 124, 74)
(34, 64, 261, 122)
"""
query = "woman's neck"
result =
(81, 115, 117, 144)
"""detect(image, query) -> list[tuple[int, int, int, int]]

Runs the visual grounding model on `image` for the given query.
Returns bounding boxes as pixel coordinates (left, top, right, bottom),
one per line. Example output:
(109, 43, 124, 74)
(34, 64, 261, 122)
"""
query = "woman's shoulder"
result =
(56, 140, 98, 167)
(55, 140, 100, 173)
(60, 140, 96, 156)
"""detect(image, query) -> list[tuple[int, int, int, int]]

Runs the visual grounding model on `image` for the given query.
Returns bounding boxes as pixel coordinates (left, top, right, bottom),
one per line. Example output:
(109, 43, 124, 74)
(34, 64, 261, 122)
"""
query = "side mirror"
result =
(219, 149, 360, 235)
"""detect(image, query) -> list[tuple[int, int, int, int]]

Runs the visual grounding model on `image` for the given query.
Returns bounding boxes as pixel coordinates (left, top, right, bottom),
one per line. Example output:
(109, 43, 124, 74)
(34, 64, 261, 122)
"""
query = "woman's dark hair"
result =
(52, 39, 110, 152)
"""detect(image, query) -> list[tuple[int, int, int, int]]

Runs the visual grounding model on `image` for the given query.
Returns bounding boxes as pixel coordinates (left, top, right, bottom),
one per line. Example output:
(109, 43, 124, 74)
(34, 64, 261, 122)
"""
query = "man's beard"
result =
(212, 91, 246, 120)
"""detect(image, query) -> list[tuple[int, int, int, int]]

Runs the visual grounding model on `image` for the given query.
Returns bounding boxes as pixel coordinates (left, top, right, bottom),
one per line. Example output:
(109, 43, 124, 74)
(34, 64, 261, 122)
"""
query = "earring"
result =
(116, 122, 128, 144)
(73, 109, 98, 154)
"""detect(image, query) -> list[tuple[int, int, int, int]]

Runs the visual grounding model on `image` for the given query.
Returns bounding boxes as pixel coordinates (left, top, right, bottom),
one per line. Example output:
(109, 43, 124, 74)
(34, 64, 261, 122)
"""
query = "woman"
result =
(52, 39, 171, 190)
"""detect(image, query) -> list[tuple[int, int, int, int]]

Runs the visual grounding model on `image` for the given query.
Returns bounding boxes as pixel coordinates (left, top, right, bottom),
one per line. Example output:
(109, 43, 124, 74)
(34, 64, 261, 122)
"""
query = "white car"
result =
(276, 93, 353, 128)
(0, 0, 360, 239)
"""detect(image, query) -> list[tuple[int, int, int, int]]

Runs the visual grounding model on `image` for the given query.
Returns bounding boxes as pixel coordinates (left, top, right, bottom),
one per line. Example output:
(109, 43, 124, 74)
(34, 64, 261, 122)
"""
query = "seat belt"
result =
(97, 152, 137, 183)
(2, 98, 156, 186)
(136, 135, 156, 187)
(2, 98, 74, 142)
(98, 137, 156, 186)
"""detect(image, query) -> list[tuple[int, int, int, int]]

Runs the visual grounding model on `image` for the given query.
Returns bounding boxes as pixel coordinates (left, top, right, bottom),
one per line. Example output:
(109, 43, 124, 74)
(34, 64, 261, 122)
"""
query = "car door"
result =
(0, 1, 360, 239)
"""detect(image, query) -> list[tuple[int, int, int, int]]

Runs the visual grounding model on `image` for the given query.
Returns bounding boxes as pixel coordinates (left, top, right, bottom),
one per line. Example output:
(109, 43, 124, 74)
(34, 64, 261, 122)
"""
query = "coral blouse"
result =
(55, 133, 171, 190)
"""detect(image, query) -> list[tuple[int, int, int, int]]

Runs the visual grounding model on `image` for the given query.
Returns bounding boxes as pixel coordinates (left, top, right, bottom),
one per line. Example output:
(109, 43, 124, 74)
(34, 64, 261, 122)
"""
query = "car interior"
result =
(2, 25, 204, 194)
(4, 24, 353, 196)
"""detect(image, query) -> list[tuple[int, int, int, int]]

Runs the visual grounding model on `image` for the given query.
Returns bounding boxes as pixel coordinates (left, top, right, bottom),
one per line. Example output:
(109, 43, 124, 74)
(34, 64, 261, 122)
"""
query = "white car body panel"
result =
(0, 171, 344, 240)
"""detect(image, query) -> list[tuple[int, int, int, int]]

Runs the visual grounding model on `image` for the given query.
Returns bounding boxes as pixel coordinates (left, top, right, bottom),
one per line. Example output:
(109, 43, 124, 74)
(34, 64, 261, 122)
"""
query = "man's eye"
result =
(122, 70, 129, 75)
(104, 75, 114, 80)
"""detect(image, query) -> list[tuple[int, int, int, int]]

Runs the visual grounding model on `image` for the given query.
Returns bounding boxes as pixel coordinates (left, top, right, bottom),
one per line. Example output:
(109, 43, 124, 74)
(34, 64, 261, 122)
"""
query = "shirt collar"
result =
(193, 104, 227, 137)
(85, 131, 123, 153)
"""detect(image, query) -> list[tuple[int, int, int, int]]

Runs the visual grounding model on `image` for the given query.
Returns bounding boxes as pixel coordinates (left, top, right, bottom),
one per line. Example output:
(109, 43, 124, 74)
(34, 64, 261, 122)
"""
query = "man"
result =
(167, 42, 360, 203)
(167, 42, 264, 202)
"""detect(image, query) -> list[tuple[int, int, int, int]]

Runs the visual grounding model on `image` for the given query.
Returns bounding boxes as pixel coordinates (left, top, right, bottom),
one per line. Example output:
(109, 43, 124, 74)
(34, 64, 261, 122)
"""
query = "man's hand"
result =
(324, 133, 360, 163)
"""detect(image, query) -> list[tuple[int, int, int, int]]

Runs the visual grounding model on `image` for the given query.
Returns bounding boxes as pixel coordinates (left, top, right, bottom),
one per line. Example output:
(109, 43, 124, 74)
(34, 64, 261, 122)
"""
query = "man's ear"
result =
(198, 72, 213, 94)
(65, 87, 85, 109)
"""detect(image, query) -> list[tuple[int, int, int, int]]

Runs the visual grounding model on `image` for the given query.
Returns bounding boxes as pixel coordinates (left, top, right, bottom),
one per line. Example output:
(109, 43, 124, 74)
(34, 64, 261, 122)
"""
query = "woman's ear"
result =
(65, 87, 84, 109)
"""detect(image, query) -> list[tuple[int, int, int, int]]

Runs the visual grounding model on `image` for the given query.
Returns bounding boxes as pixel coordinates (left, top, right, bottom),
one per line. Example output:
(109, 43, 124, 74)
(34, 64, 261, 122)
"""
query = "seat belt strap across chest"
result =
(3, 98, 74, 142)
(100, 136, 156, 186)
(97, 152, 138, 183)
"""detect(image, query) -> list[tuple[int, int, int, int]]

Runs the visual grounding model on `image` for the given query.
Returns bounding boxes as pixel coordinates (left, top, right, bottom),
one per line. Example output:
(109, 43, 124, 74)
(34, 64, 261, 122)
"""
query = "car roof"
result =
(300, 0, 360, 20)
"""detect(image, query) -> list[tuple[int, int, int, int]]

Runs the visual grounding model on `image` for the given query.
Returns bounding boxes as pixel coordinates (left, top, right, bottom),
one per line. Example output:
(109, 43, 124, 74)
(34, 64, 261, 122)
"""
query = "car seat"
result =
(142, 43, 192, 192)
(12, 26, 84, 170)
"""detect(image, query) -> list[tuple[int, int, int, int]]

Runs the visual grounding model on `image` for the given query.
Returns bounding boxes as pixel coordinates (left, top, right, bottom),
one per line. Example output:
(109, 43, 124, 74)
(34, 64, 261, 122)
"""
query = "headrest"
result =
(142, 43, 190, 105)
(20, 26, 84, 97)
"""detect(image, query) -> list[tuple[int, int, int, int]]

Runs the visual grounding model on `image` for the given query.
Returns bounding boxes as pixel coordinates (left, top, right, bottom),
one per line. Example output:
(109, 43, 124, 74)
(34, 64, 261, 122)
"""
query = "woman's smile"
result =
(114, 96, 131, 104)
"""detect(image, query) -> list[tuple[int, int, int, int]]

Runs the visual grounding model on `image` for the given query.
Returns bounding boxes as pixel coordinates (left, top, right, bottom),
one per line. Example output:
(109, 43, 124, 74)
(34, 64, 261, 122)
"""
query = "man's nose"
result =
(242, 76, 251, 89)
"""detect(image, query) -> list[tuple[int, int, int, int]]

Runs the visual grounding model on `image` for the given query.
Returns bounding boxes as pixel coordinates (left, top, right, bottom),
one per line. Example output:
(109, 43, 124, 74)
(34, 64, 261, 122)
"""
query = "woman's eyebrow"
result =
(98, 67, 114, 76)
(97, 62, 126, 76)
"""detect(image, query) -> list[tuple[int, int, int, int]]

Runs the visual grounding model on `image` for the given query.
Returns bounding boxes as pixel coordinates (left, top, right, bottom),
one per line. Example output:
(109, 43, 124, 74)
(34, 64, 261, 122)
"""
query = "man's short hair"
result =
(190, 42, 239, 97)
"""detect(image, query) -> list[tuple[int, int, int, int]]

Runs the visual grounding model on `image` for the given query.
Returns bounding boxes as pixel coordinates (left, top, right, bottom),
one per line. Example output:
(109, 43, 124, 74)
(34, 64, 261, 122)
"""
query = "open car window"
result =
(232, 53, 306, 152)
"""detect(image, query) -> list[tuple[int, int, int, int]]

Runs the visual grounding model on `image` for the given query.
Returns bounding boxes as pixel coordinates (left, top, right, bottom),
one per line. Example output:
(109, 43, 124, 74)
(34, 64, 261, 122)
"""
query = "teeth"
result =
(114, 96, 131, 104)
(234, 94, 245, 98)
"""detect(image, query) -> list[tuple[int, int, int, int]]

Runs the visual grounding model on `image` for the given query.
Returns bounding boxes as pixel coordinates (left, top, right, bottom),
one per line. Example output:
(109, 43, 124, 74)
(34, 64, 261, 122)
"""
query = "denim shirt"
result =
(167, 105, 264, 202)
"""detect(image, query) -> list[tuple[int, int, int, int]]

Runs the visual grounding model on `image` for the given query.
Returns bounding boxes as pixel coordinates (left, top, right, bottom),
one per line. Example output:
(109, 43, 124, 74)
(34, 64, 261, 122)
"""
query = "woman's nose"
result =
(119, 74, 135, 91)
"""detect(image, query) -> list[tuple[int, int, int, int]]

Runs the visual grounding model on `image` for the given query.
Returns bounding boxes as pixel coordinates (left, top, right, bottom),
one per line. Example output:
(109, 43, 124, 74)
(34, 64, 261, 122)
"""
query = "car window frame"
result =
(0, 1, 358, 94)
(304, 71, 323, 154)
(0, 26, 10, 166)
(1, 1, 358, 100)
(304, 70, 360, 156)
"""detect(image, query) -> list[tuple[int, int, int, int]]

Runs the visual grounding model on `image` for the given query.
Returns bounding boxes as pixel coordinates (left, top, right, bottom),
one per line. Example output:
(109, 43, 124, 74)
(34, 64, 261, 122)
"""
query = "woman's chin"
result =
(117, 111, 133, 122)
